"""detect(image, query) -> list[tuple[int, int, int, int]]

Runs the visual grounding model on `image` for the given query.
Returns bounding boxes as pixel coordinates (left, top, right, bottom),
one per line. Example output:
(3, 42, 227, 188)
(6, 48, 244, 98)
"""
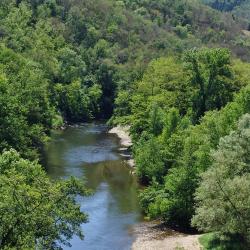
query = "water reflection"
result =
(44, 124, 142, 250)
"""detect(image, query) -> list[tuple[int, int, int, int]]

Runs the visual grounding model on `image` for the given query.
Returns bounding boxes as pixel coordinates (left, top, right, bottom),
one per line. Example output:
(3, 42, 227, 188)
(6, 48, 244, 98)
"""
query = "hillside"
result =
(202, 0, 250, 23)
(202, 0, 246, 11)
(0, 0, 249, 158)
(0, 0, 250, 249)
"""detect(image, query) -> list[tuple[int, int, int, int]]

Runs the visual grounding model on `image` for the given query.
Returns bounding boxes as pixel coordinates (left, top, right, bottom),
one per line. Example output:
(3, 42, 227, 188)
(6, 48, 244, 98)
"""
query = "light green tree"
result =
(0, 149, 89, 249)
(192, 114, 250, 245)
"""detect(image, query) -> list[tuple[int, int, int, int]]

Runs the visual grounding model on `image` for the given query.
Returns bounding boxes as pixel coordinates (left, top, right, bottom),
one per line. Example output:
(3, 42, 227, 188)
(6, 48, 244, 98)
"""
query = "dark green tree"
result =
(185, 48, 235, 121)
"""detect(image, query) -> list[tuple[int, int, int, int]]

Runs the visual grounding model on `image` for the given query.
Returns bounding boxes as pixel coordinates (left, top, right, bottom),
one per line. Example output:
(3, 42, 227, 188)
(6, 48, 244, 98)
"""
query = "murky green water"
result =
(44, 123, 142, 250)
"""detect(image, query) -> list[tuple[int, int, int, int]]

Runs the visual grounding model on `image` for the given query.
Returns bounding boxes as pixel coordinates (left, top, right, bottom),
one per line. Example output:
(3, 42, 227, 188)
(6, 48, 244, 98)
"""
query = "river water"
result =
(44, 123, 142, 250)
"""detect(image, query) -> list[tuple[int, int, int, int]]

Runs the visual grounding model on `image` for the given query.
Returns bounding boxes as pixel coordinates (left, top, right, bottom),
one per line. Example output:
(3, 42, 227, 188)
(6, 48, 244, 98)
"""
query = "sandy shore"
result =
(109, 126, 135, 167)
(132, 234, 201, 250)
(132, 222, 202, 250)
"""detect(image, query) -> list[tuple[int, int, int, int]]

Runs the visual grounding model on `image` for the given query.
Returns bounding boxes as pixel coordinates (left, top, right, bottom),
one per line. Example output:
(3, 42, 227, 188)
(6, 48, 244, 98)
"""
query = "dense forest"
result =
(202, 0, 250, 23)
(202, 0, 247, 11)
(0, 0, 249, 249)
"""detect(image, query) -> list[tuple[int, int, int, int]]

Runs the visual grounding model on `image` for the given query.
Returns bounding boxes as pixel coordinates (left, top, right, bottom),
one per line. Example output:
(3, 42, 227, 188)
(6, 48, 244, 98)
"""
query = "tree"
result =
(57, 47, 87, 84)
(192, 114, 250, 245)
(184, 48, 235, 121)
(138, 85, 250, 228)
(127, 57, 191, 139)
(135, 137, 165, 184)
(1, 2, 33, 51)
(54, 81, 91, 122)
(141, 165, 199, 228)
(137, 57, 190, 113)
(0, 45, 54, 159)
(0, 149, 89, 249)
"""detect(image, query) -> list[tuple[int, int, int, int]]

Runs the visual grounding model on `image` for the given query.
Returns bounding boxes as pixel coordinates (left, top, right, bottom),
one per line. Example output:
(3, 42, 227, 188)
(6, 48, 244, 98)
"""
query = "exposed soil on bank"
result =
(132, 221, 202, 250)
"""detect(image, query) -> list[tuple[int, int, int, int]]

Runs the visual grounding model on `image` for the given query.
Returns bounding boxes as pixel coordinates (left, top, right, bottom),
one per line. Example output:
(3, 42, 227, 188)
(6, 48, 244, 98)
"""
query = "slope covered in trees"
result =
(202, 0, 246, 11)
(1, 0, 249, 157)
(0, 0, 250, 249)
(112, 48, 250, 247)
(202, 0, 250, 23)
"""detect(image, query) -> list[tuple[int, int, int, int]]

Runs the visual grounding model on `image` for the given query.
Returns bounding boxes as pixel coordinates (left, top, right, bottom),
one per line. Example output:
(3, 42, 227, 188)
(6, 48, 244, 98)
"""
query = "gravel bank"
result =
(132, 222, 202, 250)
(109, 126, 132, 147)
(109, 126, 135, 167)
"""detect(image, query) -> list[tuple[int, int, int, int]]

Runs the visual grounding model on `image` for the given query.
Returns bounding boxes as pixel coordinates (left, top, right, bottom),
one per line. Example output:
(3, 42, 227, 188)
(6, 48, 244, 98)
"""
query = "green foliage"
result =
(135, 137, 165, 184)
(161, 108, 182, 141)
(141, 165, 199, 228)
(202, 0, 247, 12)
(137, 84, 250, 227)
(117, 48, 248, 140)
(112, 46, 250, 228)
(1, 0, 250, 129)
(111, 90, 132, 125)
(54, 81, 102, 122)
(0, 149, 89, 249)
(202, 0, 250, 26)
(120, 56, 192, 139)
(199, 233, 249, 250)
(184, 48, 235, 121)
(0, 45, 53, 159)
(192, 114, 250, 245)
(1, 0, 250, 243)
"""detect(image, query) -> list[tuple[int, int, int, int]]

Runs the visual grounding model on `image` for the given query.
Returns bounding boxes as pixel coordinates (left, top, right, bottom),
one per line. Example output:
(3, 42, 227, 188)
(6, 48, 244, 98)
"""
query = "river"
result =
(44, 123, 143, 250)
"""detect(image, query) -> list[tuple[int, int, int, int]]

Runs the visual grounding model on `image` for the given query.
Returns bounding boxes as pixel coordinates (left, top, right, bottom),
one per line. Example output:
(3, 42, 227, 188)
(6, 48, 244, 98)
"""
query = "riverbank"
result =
(108, 126, 132, 147)
(109, 126, 202, 249)
(108, 126, 135, 167)
(132, 221, 202, 250)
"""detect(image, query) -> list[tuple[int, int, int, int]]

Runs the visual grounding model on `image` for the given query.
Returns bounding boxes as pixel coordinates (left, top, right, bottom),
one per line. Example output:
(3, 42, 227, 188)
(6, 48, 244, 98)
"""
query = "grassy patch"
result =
(199, 233, 248, 250)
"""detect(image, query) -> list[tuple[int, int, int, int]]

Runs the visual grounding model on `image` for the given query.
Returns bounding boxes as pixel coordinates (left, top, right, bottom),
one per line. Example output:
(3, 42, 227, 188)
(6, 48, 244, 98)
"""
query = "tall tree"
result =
(185, 48, 235, 121)
(192, 114, 250, 245)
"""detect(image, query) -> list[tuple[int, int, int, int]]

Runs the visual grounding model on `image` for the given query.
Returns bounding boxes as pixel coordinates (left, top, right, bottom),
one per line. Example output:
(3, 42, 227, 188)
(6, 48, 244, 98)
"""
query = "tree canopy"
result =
(0, 150, 89, 249)
(192, 114, 250, 245)
(1, 0, 250, 248)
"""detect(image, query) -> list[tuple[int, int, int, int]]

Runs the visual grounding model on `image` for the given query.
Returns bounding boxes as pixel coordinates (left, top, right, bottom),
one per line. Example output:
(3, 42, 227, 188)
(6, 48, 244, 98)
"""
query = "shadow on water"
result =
(43, 123, 143, 250)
